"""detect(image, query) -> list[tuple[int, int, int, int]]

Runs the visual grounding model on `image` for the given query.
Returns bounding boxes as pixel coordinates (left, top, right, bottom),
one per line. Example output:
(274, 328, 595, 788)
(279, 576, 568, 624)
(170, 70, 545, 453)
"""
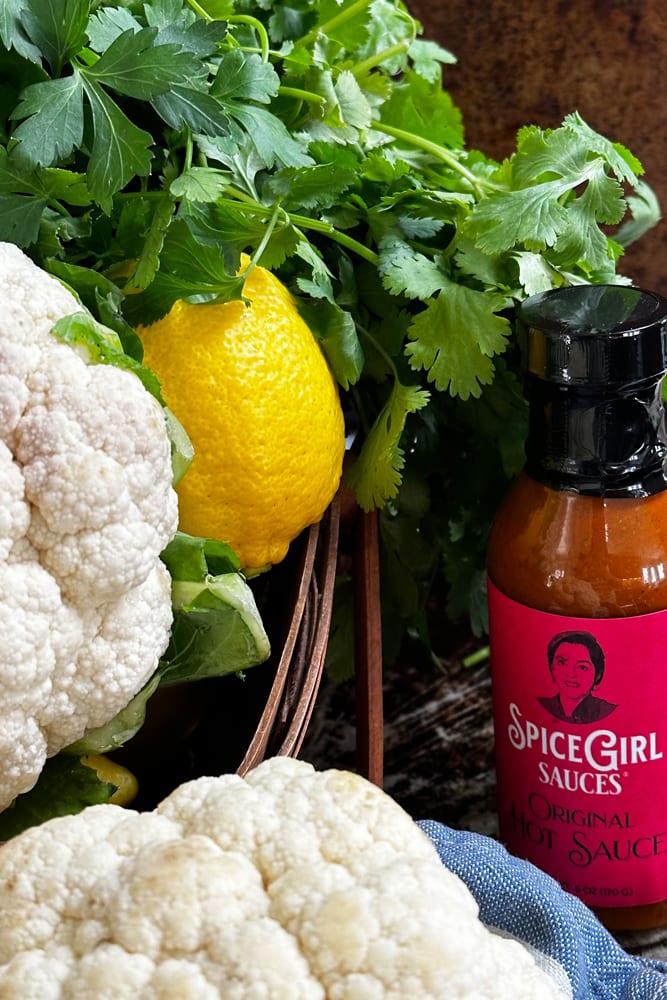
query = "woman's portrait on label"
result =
(538, 630, 617, 724)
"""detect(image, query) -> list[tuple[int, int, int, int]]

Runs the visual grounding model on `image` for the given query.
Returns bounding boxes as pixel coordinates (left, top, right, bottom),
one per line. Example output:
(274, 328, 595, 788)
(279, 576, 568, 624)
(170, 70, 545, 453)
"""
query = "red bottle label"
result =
(488, 580, 667, 907)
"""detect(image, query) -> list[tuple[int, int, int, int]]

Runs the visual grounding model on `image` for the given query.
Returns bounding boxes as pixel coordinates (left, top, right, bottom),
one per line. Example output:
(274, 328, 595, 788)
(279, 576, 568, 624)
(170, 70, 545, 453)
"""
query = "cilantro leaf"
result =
(468, 117, 643, 263)
(512, 251, 560, 296)
(348, 377, 430, 510)
(550, 191, 617, 275)
(379, 70, 464, 150)
(615, 179, 662, 248)
(169, 166, 229, 203)
(325, 0, 411, 74)
(378, 235, 448, 299)
(465, 180, 571, 254)
(408, 38, 457, 83)
(265, 160, 357, 211)
(405, 284, 510, 399)
(334, 70, 372, 130)
(455, 239, 510, 290)
(562, 110, 643, 182)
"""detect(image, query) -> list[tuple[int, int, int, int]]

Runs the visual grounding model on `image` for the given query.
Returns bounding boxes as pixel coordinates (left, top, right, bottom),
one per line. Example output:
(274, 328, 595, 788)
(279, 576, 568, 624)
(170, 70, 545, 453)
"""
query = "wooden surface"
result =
(301, 639, 667, 961)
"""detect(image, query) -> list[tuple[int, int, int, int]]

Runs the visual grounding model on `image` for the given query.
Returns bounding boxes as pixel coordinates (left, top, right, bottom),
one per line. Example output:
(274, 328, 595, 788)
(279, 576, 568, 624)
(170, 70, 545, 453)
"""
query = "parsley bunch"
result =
(1, 0, 658, 653)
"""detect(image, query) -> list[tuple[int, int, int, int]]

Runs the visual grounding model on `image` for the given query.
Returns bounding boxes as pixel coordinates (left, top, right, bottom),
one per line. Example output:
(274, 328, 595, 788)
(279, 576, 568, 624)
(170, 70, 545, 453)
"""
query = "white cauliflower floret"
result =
(0, 757, 566, 1000)
(0, 242, 178, 810)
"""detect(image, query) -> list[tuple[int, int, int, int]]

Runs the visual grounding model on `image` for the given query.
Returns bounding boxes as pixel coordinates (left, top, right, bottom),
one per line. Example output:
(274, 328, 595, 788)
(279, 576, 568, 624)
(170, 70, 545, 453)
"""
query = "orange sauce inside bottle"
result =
(488, 471, 667, 930)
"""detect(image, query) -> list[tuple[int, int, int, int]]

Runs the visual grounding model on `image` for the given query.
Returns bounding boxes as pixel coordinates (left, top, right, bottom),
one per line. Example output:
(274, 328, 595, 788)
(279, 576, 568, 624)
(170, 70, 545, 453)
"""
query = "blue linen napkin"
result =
(418, 820, 667, 999)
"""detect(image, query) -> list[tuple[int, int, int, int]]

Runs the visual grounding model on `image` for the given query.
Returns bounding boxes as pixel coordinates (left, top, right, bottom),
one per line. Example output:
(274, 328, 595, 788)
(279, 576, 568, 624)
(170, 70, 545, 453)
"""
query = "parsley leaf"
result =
(84, 27, 203, 100)
(151, 82, 231, 135)
(79, 74, 154, 211)
(0, 0, 42, 62)
(22, 0, 89, 75)
(86, 7, 142, 50)
(0, 146, 89, 243)
(212, 48, 279, 104)
(122, 220, 246, 324)
(0, 191, 46, 244)
(11, 76, 84, 166)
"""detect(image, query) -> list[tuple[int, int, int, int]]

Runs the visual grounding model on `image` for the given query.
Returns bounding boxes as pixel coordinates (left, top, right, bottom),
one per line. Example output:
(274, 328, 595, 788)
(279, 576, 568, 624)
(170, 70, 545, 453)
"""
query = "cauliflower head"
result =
(0, 757, 566, 1000)
(0, 242, 178, 810)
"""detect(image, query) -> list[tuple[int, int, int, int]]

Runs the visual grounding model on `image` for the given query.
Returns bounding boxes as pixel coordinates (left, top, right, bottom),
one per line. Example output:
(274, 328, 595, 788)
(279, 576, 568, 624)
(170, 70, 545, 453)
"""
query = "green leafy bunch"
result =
(0, 0, 659, 653)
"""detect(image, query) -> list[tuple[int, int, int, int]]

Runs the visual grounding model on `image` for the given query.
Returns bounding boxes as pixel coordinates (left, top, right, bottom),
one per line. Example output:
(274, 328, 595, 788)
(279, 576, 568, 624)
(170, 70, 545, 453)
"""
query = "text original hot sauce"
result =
(487, 284, 667, 930)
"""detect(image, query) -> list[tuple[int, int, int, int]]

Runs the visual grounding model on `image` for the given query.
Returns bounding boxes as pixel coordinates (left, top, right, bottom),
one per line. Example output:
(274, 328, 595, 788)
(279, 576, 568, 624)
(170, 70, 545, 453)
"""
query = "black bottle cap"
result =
(519, 285, 667, 497)
(519, 284, 667, 386)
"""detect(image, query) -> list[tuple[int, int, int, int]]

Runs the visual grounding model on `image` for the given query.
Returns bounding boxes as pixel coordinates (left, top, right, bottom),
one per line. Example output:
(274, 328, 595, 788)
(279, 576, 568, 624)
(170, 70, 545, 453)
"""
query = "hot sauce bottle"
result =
(487, 283, 667, 931)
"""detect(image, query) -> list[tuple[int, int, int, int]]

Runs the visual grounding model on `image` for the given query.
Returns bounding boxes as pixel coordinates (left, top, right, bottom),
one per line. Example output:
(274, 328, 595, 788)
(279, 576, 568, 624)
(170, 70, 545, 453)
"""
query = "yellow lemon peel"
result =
(138, 260, 345, 570)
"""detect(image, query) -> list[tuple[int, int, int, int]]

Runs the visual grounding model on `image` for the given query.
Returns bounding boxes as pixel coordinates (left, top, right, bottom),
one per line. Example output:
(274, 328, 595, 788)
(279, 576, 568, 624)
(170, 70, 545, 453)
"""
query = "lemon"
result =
(138, 260, 345, 570)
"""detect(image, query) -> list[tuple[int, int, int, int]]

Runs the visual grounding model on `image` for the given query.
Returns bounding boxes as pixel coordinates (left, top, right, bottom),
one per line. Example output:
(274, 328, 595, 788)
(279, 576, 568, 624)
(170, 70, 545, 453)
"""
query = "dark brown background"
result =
(408, 0, 667, 294)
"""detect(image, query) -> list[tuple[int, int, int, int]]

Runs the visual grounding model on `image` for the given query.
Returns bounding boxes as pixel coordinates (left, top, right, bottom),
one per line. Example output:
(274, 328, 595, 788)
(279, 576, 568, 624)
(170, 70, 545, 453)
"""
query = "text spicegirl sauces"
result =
(487, 284, 667, 931)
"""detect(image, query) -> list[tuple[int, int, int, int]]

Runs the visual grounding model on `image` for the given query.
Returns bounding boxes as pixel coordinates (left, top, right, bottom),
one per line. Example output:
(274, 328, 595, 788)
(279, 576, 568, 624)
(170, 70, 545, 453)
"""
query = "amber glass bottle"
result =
(487, 284, 667, 931)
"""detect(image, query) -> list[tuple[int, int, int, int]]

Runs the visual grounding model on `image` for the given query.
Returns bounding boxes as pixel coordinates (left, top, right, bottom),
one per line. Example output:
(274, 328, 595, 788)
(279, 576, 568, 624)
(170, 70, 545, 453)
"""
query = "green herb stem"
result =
(351, 40, 411, 78)
(185, 0, 213, 20)
(227, 15, 270, 62)
(48, 198, 72, 218)
(184, 133, 194, 173)
(291, 216, 379, 264)
(295, 0, 374, 47)
(278, 86, 326, 108)
(462, 645, 490, 668)
(218, 190, 379, 264)
(247, 202, 282, 272)
(370, 121, 494, 196)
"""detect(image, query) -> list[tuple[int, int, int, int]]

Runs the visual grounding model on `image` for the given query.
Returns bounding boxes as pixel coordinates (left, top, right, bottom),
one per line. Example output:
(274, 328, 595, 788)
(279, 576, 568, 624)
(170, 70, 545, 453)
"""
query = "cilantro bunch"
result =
(1, 0, 658, 655)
